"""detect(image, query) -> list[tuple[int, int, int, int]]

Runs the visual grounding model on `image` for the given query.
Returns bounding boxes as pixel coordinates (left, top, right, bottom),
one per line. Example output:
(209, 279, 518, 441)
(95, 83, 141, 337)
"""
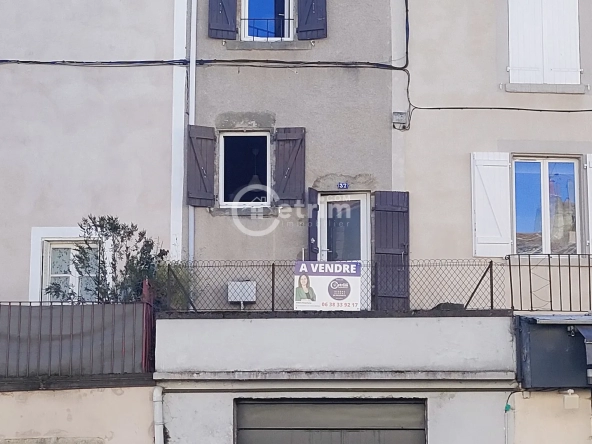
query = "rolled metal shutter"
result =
(237, 400, 426, 444)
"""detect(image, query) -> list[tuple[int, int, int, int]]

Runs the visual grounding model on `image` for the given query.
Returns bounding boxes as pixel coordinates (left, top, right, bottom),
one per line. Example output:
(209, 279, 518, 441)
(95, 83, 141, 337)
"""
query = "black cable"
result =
(197, 59, 403, 70)
(0, 59, 188, 67)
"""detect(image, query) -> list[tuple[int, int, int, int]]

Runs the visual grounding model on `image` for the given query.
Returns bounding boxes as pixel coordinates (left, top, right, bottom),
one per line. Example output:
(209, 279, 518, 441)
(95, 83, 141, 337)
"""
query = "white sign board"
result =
(294, 261, 361, 311)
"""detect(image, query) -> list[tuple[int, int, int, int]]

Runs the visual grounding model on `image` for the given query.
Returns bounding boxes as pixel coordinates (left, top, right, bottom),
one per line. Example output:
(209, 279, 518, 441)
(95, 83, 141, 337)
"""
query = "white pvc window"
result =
(42, 241, 99, 301)
(513, 158, 580, 254)
(219, 132, 271, 208)
(241, 0, 293, 41)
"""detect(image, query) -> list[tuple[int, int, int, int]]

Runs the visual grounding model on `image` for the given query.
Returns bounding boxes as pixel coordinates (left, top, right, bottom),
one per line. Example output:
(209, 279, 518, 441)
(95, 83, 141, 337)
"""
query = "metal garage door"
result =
(237, 400, 426, 444)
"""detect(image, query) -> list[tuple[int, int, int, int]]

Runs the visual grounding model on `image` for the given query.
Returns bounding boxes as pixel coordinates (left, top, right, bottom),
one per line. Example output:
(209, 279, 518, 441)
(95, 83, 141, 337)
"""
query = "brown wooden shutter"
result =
(209, 0, 237, 40)
(273, 127, 305, 206)
(297, 0, 327, 40)
(307, 188, 319, 260)
(373, 191, 409, 311)
(187, 125, 216, 207)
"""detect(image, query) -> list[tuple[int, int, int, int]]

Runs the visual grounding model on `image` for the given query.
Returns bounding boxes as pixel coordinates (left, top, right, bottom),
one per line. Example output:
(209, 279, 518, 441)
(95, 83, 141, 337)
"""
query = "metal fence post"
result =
(489, 260, 494, 309)
(166, 263, 171, 309)
(271, 263, 276, 311)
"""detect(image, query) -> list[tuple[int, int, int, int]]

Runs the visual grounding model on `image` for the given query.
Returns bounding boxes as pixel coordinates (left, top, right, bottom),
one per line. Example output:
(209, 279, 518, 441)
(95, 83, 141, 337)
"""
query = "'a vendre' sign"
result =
(293, 261, 361, 311)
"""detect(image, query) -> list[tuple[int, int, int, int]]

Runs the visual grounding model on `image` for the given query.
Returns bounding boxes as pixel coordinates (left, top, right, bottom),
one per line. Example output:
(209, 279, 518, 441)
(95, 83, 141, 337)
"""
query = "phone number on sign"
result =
(321, 302, 359, 308)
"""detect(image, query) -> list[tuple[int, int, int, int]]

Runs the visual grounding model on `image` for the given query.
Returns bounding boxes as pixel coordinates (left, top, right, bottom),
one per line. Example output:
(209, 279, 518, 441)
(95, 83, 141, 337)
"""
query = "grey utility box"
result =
(516, 316, 591, 389)
(228, 281, 257, 303)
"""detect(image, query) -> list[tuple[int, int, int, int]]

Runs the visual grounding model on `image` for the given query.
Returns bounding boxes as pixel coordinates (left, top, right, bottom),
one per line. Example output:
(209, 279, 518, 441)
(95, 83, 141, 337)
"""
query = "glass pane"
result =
(79, 276, 97, 301)
(51, 248, 71, 274)
(223, 136, 268, 203)
(49, 276, 70, 299)
(248, 0, 286, 38)
(548, 162, 577, 253)
(84, 248, 99, 275)
(327, 200, 361, 261)
(515, 162, 543, 254)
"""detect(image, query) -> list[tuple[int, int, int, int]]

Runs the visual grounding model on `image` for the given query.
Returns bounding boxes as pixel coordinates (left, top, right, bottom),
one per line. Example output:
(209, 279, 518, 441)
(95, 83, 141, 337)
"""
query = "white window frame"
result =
(42, 241, 99, 302)
(240, 0, 294, 42)
(318, 193, 371, 262)
(29, 227, 103, 302)
(219, 132, 272, 208)
(512, 157, 581, 254)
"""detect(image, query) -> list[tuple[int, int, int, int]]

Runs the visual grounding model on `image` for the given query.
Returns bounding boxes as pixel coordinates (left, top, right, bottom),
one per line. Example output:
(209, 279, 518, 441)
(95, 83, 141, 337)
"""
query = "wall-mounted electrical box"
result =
(516, 316, 592, 389)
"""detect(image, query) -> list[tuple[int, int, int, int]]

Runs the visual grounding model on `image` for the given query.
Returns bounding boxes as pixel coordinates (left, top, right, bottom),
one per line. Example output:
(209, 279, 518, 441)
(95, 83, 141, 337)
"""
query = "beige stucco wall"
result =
(513, 390, 592, 444)
(0, 386, 154, 443)
(190, 0, 397, 260)
(0, 0, 175, 300)
(403, 0, 592, 260)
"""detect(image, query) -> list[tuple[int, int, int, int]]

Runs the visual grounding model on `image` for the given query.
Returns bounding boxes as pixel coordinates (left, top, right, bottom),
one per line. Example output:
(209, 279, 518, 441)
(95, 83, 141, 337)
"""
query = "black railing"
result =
(240, 18, 294, 41)
(508, 254, 592, 312)
(0, 301, 153, 378)
(162, 260, 505, 312)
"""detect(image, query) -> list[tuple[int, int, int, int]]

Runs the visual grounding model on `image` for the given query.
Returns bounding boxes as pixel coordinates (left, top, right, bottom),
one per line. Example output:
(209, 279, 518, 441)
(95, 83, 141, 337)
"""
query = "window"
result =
(42, 241, 99, 301)
(508, 0, 580, 84)
(241, 0, 293, 41)
(471, 153, 586, 257)
(208, 0, 327, 42)
(219, 132, 271, 207)
(514, 159, 579, 254)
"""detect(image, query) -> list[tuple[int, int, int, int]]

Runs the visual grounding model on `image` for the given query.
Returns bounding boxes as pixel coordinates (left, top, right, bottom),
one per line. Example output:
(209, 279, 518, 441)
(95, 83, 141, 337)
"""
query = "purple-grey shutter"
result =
(209, 0, 237, 40)
(187, 125, 216, 207)
(297, 0, 327, 40)
(307, 188, 319, 260)
(274, 127, 305, 206)
(374, 191, 409, 311)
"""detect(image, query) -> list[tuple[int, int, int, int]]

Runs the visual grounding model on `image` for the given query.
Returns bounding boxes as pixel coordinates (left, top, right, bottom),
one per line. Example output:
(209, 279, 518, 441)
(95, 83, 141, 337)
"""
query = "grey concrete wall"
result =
(403, 0, 592, 259)
(163, 391, 510, 444)
(0, 0, 175, 300)
(191, 0, 395, 260)
(155, 316, 515, 373)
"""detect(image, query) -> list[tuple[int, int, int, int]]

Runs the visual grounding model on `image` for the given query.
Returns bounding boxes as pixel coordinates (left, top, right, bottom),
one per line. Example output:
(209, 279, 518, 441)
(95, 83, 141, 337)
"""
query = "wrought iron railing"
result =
(508, 254, 592, 312)
(161, 260, 506, 312)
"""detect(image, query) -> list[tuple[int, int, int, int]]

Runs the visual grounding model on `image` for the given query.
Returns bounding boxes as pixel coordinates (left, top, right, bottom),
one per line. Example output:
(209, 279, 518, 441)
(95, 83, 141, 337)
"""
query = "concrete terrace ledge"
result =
(154, 370, 516, 381)
(156, 309, 513, 319)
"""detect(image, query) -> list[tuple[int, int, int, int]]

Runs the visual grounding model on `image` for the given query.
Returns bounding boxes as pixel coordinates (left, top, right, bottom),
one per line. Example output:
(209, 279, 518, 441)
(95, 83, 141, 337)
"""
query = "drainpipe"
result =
(187, 0, 198, 262)
(154, 386, 165, 444)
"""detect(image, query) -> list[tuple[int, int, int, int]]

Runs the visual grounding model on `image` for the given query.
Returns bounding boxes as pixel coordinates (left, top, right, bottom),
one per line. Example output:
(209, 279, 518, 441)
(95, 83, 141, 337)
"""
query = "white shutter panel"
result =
(471, 153, 512, 257)
(586, 155, 592, 253)
(508, 0, 544, 84)
(542, 0, 580, 84)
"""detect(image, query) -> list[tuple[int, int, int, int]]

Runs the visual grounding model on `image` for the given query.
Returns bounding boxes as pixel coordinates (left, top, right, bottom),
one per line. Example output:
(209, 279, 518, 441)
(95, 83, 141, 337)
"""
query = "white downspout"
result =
(153, 386, 164, 444)
(188, 0, 198, 262)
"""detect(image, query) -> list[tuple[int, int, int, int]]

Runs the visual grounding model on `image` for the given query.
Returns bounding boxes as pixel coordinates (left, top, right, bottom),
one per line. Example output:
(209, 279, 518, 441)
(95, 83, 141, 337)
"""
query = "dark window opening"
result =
(248, 0, 288, 38)
(223, 135, 268, 204)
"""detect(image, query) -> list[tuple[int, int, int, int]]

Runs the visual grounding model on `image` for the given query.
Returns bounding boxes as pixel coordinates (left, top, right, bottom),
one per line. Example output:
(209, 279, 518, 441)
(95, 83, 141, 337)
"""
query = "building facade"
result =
(3, 0, 592, 442)
(0, 0, 176, 303)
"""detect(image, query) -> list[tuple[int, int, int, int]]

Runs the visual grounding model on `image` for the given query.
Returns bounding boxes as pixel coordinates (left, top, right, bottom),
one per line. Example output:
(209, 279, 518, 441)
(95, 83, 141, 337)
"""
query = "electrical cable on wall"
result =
(0, 59, 188, 67)
(3, 0, 592, 127)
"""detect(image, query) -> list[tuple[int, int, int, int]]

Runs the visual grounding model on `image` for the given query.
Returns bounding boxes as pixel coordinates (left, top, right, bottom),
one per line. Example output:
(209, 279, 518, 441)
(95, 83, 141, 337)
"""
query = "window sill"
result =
(224, 40, 313, 51)
(209, 207, 280, 217)
(505, 83, 587, 95)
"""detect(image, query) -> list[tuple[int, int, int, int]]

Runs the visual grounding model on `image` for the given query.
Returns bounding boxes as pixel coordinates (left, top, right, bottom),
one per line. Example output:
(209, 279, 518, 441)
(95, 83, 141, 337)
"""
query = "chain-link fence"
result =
(160, 260, 506, 312)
